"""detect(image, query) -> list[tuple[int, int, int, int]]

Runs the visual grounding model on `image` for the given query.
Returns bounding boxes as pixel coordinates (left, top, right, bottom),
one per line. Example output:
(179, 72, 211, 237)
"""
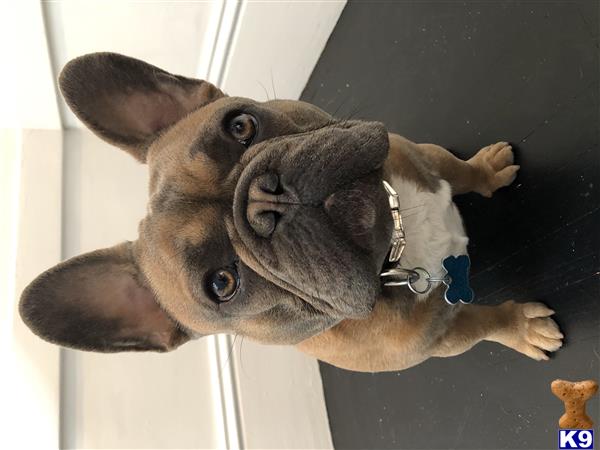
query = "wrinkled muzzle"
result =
(230, 121, 393, 319)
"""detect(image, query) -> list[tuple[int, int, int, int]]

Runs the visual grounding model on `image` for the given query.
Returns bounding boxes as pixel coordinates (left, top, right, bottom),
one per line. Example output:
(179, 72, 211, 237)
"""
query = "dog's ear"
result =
(19, 242, 190, 352)
(58, 52, 225, 162)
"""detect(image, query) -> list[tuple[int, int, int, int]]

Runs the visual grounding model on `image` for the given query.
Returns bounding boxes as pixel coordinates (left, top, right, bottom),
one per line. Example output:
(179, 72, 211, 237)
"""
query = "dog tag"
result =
(441, 255, 474, 304)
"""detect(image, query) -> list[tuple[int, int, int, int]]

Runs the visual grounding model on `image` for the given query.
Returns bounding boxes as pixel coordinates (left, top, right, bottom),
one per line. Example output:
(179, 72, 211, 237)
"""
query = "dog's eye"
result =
(227, 113, 257, 146)
(208, 267, 239, 302)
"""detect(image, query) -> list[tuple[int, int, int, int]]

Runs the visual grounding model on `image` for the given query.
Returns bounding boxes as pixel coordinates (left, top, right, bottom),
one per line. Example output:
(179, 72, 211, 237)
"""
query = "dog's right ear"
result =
(58, 52, 225, 162)
(18, 242, 190, 353)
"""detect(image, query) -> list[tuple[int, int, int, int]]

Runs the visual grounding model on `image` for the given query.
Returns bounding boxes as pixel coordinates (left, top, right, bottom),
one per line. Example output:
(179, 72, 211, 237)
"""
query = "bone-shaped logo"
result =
(442, 255, 474, 304)
(551, 379, 598, 429)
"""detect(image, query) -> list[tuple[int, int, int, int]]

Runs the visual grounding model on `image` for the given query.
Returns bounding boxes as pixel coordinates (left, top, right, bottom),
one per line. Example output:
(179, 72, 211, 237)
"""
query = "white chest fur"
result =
(390, 176, 469, 280)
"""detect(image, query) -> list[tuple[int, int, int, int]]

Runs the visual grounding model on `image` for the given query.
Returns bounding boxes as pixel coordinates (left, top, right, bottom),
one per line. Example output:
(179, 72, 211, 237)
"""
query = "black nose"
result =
(246, 173, 287, 237)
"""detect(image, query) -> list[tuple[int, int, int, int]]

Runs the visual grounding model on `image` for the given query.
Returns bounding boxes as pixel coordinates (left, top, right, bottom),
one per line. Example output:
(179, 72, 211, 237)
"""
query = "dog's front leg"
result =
(429, 301, 563, 361)
(418, 141, 520, 197)
(388, 133, 519, 196)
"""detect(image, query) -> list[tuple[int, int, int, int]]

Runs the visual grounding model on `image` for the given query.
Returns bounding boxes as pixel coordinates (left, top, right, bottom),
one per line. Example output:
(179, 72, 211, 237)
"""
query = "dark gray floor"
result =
(301, 1, 599, 449)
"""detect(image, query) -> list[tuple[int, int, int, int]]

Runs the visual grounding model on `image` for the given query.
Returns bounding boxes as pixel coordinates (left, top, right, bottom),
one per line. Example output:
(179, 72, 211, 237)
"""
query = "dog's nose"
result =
(247, 173, 287, 237)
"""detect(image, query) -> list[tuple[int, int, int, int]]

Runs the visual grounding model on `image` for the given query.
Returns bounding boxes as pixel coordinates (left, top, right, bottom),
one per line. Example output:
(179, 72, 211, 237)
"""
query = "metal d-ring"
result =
(407, 267, 433, 294)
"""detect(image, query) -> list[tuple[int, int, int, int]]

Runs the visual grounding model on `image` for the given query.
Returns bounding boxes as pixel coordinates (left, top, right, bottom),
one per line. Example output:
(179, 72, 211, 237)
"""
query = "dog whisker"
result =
(332, 95, 351, 118)
(341, 99, 376, 122)
(270, 68, 277, 100)
(219, 333, 237, 373)
(399, 204, 425, 213)
(257, 80, 271, 101)
(238, 334, 250, 378)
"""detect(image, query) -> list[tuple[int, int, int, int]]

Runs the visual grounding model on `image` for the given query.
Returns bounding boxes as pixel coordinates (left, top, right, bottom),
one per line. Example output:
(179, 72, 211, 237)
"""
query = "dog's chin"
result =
(319, 172, 393, 318)
(324, 171, 393, 262)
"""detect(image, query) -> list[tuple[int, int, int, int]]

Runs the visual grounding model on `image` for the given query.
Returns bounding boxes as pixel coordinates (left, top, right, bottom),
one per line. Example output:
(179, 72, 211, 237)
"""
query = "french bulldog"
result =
(19, 53, 563, 372)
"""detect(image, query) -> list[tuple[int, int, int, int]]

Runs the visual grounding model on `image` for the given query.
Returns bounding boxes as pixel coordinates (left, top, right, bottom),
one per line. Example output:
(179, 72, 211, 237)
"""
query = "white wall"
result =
(3, 2, 61, 129)
(224, 1, 346, 101)
(0, 3, 62, 449)
(1, 129, 63, 450)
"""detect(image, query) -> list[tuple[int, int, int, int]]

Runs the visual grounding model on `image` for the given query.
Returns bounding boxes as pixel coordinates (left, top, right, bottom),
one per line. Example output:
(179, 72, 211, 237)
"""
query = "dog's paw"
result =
(497, 300, 564, 361)
(468, 142, 520, 197)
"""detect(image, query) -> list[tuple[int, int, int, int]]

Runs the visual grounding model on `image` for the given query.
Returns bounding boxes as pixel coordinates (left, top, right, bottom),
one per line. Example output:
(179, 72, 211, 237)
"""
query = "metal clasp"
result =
(382, 180, 406, 263)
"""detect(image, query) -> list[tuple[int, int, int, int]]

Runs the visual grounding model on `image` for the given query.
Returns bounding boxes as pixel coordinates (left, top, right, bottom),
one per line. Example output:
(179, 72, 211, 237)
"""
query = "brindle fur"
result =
(19, 53, 563, 371)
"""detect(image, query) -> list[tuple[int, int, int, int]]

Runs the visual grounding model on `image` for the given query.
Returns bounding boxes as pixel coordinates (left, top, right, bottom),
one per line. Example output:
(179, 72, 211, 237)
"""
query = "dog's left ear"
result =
(59, 52, 225, 162)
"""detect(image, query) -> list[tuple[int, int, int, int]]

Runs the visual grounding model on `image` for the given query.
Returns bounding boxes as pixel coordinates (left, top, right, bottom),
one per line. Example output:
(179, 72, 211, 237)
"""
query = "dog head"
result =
(19, 53, 393, 352)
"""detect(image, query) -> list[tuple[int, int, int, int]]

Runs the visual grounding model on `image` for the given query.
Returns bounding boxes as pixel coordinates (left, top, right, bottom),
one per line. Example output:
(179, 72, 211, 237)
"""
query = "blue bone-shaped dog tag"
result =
(441, 255, 474, 304)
